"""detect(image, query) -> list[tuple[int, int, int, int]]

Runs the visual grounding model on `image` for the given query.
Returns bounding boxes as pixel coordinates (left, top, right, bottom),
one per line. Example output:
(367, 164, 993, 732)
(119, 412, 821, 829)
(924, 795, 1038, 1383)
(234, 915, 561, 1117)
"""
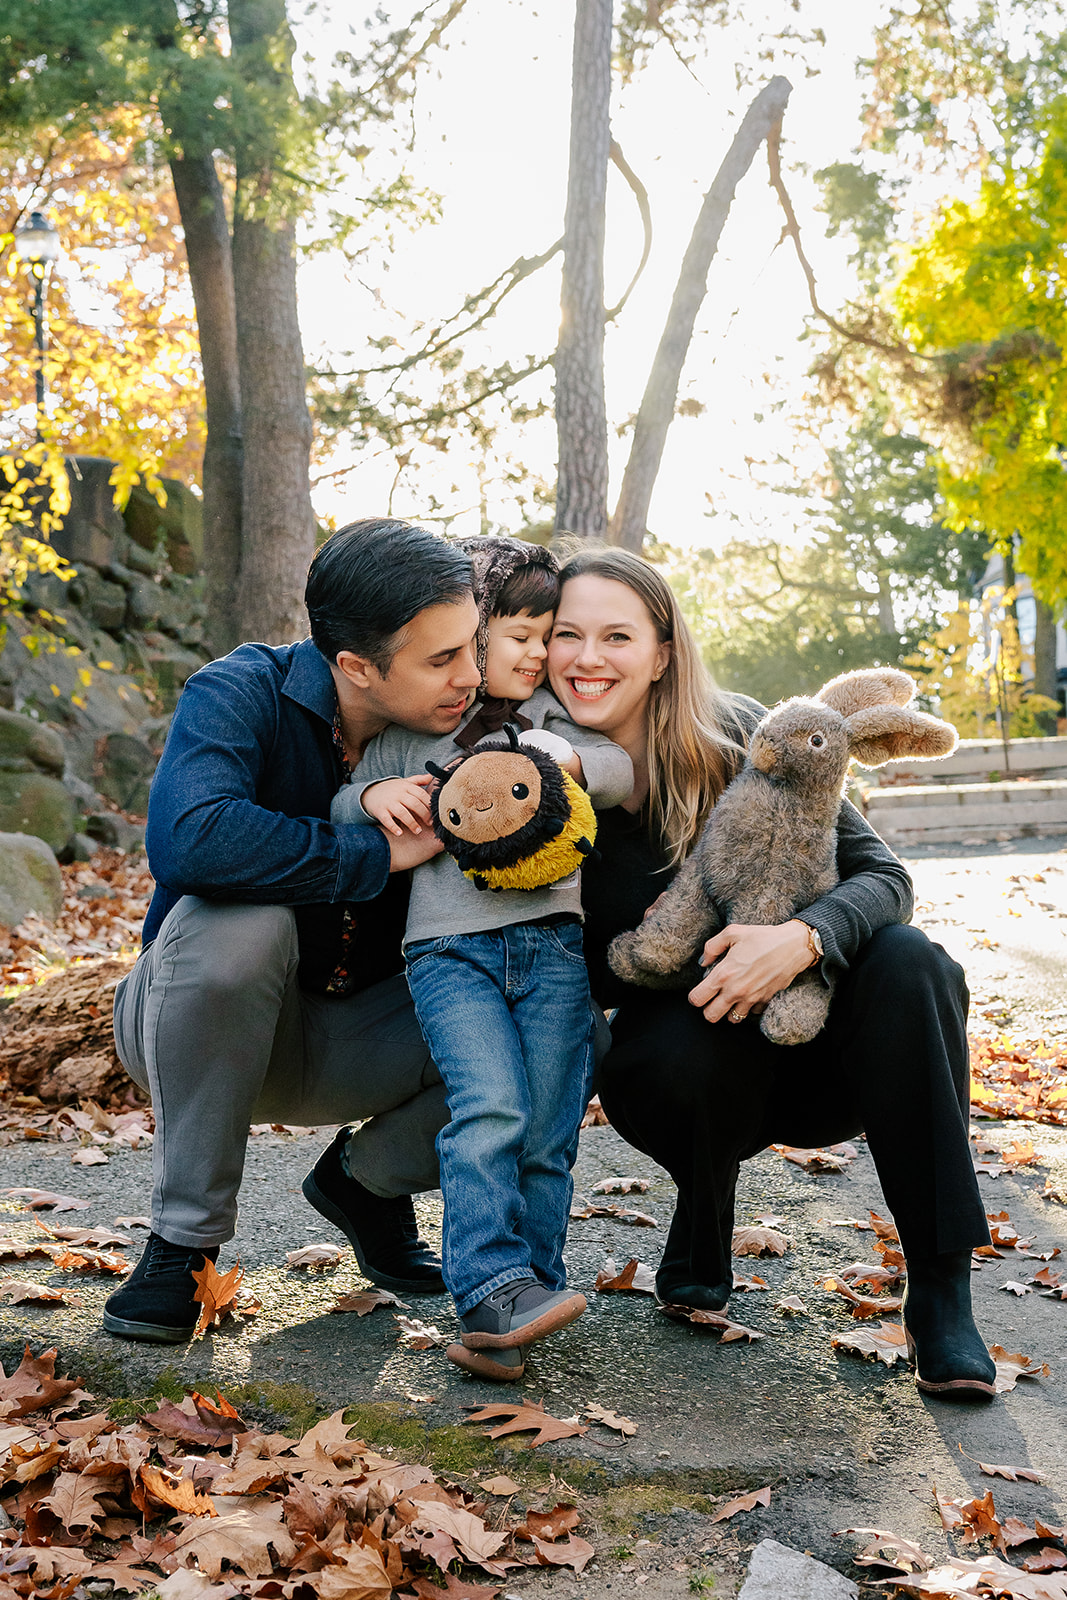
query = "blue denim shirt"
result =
(142, 638, 404, 994)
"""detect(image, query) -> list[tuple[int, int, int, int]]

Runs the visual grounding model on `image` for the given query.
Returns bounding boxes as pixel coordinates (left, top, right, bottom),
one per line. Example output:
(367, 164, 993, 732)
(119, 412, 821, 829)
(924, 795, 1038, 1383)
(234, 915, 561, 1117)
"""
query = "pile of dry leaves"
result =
(0, 853, 152, 991)
(0, 1345, 597, 1599)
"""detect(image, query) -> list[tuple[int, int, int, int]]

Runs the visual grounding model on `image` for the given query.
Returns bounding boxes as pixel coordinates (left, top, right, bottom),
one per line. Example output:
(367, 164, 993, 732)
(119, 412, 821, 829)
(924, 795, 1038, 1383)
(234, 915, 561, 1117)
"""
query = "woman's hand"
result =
(687, 920, 816, 1025)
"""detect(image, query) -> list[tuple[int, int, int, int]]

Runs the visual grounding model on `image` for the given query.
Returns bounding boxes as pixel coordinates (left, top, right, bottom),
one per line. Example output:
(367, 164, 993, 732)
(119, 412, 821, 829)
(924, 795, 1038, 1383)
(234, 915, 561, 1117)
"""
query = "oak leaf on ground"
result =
(0, 1345, 83, 1417)
(1, 1188, 89, 1212)
(990, 1345, 1051, 1394)
(172, 1503, 298, 1579)
(584, 1405, 637, 1436)
(830, 1319, 909, 1367)
(710, 1486, 771, 1523)
(192, 1259, 245, 1334)
(463, 1400, 588, 1449)
(595, 1257, 656, 1294)
(329, 1289, 409, 1316)
(731, 1225, 789, 1258)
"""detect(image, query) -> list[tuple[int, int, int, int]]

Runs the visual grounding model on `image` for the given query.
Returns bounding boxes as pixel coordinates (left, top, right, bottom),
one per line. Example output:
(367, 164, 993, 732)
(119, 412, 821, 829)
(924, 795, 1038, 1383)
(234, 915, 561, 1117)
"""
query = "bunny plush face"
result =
(749, 703, 851, 795)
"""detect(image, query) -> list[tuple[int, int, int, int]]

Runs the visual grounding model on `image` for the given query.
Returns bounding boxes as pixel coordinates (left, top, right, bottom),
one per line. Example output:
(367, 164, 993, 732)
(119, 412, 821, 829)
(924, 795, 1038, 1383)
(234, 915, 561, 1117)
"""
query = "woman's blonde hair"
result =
(556, 546, 746, 865)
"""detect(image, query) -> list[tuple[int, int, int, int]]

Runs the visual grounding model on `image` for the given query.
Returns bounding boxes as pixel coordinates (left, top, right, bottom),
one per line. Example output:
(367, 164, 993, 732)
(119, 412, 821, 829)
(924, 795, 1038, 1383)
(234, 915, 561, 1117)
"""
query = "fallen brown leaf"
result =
(532, 1533, 595, 1572)
(0, 1346, 83, 1417)
(845, 1526, 932, 1575)
(659, 1305, 764, 1341)
(478, 1475, 520, 1496)
(584, 1405, 637, 1437)
(517, 1504, 581, 1541)
(286, 1244, 344, 1270)
(731, 1225, 789, 1257)
(395, 1315, 448, 1350)
(2, 1188, 89, 1212)
(591, 1177, 649, 1195)
(990, 1345, 1051, 1394)
(595, 1257, 656, 1294)
(772, 1142, 857, 1171)
(830, 1319, 909, 1367)
(192, 1259, 244, 1334)
(732, 1272, 769, 1292)
(0, 1277, 82, 1306)
(463, 1400, 588, 1449)
(329, 1288, 409, 1316)
(775, 1295, 808, 1316)
(710, 1486, 771, 1523)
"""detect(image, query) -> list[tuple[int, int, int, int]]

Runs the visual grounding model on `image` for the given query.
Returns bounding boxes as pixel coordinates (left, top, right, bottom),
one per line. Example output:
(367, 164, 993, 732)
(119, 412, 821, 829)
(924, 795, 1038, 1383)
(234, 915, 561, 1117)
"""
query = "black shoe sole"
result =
(102, 1309, 195, 1344)
(301, 1170, 446, 1295)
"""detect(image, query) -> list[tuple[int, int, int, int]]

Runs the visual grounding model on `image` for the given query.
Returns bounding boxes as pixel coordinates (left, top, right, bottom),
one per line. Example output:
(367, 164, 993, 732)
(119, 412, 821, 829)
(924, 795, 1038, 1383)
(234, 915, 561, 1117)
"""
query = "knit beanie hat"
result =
(453, 535, 559, 684)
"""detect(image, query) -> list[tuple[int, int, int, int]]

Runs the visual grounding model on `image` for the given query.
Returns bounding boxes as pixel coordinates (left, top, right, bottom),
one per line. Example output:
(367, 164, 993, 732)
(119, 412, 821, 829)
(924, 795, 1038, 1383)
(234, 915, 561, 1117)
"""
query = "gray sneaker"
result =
(459, 1277, 586, 1349)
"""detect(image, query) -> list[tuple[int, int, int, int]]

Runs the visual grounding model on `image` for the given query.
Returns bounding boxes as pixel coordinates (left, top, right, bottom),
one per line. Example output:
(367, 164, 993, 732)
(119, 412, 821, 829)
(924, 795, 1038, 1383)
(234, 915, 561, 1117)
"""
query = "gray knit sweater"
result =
(332, 687, 633, 945)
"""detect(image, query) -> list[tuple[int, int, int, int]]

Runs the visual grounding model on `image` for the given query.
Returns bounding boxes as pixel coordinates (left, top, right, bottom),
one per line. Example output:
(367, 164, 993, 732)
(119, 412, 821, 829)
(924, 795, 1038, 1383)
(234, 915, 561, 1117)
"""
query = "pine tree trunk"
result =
(554, 0, 612, 539)
(610, 77, 792, 553)
(229, 0, 316, 645)
(169, 152, 244, 657)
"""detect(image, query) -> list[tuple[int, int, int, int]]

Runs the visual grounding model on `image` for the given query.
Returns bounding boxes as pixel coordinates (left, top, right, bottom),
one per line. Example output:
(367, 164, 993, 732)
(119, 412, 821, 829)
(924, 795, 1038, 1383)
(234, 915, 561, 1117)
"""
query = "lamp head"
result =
(13, 212, 60, 264)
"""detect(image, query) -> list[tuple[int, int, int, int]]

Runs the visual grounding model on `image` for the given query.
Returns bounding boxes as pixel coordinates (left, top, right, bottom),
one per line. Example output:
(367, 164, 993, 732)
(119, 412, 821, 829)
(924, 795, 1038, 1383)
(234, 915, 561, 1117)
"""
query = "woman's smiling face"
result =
(548, 574, 670, 745)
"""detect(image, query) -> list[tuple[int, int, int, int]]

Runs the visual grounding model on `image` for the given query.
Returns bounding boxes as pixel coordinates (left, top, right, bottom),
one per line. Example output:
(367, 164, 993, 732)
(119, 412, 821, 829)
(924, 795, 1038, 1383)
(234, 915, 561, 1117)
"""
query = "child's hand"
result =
(361, 775, 435, 836)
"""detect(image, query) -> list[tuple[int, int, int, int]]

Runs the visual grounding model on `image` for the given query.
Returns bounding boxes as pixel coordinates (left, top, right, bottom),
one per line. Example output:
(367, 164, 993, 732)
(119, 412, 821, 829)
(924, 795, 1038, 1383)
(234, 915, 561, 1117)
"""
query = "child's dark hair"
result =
(493, 561, 561, 620)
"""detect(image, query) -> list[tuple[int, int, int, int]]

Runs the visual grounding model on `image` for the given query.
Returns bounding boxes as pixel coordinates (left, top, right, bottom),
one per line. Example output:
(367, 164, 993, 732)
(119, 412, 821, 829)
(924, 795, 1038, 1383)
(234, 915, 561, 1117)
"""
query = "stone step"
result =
(865, 776, 1067, 843)
(871, 734, 1067, 786)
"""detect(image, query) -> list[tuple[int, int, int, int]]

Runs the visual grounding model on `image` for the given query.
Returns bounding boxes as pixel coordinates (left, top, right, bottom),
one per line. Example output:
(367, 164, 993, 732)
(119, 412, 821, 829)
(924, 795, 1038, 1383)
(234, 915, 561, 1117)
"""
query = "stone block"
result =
(85, 812, 146, 853)
(740, 1540, 858, 1600)
(139, 631, 207, 711)
(125, 573, 163, 631)
(70, 568, 127, 633)
(93, 731, 157, 814)
(0, 708, 65, 776)
(124, 478, 203, 574)
(0, 832, 63, 928)
(49, 457, 125, 572)
(0, 770, 77, 854)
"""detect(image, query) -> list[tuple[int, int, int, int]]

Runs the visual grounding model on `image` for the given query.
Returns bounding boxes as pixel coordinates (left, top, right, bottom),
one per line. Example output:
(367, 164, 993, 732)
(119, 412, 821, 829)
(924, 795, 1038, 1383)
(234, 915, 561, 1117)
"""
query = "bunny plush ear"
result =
(817, 667, 916, 718)
(845, 704, 958, 769)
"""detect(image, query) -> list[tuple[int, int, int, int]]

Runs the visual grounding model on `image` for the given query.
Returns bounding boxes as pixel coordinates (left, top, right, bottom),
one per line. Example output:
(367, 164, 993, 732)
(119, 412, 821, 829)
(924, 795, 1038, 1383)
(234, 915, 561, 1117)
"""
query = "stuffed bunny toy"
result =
(607, 667, 957, 1046)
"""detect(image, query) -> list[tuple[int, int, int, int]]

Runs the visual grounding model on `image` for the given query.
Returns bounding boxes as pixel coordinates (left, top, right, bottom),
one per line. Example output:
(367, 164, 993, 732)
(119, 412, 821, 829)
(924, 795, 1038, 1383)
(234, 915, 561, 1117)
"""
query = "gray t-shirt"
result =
(332, 687, 633, 945)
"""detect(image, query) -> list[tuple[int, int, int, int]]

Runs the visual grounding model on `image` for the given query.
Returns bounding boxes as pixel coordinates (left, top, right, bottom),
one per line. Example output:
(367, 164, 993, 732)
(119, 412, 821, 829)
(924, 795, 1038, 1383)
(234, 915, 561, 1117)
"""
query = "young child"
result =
(331, 536, 632, 1379)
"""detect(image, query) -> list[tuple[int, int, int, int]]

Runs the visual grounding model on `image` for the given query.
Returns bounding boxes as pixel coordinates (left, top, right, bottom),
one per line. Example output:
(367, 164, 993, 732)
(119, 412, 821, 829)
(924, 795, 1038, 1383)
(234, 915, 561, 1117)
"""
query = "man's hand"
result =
(385, 827, 444, 872)
(363, 775, 435, 836)
(687, 920, 817, 1024)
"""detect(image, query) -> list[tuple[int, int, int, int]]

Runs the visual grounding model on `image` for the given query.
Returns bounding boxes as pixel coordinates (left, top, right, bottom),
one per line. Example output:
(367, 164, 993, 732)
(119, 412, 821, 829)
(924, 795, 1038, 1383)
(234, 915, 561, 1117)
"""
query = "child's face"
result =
(484, 609, 554, 700)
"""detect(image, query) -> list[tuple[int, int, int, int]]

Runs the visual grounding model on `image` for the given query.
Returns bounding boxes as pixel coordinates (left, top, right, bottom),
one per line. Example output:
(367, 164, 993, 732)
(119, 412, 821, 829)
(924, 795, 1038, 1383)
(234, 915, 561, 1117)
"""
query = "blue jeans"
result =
(405, 920, 595, 1316)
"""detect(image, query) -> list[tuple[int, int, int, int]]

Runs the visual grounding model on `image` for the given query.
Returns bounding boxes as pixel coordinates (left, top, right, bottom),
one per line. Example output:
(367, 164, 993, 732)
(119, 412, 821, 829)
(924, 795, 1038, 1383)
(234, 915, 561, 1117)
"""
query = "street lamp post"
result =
(12, 211, 61, 442)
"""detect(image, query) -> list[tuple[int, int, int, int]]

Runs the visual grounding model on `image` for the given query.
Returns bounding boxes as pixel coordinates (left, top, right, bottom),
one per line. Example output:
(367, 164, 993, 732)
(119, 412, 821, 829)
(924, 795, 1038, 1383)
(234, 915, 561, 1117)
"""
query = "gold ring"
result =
(729, 1008, 744, 1023)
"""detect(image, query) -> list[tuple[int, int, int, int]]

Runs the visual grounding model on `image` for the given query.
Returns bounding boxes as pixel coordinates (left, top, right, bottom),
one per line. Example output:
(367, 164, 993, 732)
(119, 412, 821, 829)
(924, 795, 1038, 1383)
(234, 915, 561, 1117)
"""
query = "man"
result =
(104, 518, 481, 1343)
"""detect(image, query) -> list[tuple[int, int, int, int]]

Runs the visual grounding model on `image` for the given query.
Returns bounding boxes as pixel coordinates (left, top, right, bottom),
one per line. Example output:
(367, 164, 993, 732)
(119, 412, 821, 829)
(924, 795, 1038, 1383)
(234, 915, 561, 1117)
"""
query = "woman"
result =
(548, 546, 996, 1400)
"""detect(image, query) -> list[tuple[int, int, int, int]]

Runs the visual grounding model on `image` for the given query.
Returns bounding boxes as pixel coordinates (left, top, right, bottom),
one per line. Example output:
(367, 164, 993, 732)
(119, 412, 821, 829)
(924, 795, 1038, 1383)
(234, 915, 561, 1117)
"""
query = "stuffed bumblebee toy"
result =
(426, 724, 597, 892)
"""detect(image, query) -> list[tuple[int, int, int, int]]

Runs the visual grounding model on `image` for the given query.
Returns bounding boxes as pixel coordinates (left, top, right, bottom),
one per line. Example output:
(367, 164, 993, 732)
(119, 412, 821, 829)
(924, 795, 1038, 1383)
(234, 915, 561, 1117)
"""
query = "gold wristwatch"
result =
(800, 922, 823, 967)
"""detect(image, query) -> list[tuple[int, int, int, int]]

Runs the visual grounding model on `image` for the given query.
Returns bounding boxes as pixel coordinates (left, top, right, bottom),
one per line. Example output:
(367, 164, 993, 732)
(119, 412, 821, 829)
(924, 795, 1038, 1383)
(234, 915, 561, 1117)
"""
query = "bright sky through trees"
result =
(295, 0, 882, 546)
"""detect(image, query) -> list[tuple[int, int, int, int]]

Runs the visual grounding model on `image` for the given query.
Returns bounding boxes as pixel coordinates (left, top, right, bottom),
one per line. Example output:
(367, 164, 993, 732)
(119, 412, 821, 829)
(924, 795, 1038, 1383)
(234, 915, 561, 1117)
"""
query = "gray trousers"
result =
(113, 897, 447, 1249)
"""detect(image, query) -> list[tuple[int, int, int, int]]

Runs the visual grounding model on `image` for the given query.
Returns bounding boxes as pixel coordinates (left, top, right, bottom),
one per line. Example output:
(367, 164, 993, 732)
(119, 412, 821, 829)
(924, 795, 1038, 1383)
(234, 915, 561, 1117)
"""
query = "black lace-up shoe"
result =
(102, 1232, 220, 1344)
(303, 1127, 445, 1294)
(458, 1277, 586, 1350)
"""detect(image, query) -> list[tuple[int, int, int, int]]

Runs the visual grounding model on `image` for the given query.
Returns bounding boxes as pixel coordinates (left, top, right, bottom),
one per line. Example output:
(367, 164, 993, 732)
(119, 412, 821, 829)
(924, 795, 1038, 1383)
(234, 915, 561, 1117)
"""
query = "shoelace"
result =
(486, 1277, 539, 1313)
(141, 1237, 206, 1279)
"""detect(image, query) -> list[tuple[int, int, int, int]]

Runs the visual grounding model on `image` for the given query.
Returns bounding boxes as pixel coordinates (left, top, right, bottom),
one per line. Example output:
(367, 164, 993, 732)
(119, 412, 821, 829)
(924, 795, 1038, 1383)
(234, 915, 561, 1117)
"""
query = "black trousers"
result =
(598, 924, 990, 1294)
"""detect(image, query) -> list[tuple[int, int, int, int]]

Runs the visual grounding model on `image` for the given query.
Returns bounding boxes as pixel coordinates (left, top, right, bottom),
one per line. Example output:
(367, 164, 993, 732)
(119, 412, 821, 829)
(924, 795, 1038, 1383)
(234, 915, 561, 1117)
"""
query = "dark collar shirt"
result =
(141, 638, 409, 995)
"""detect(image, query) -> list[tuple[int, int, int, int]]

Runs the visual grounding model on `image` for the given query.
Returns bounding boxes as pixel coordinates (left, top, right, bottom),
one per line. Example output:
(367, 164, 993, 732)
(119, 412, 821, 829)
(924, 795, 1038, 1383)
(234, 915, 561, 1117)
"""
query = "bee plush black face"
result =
(427, 724, 569, 872)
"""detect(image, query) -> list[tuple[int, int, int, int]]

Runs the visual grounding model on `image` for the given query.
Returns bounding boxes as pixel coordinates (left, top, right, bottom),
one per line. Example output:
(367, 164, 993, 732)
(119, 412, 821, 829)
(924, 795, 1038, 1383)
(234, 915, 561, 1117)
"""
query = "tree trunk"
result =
(609, 76, 793, 553)
(1033, 595, 1059, 733)
(554, 0, 613, 539)
(229, 0, 316, 645)
(169, 152, 244, 657)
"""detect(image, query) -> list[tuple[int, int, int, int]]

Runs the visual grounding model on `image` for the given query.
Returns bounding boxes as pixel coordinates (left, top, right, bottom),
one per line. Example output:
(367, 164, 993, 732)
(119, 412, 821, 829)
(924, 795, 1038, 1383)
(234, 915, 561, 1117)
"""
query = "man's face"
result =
(354, 596, 482, 735)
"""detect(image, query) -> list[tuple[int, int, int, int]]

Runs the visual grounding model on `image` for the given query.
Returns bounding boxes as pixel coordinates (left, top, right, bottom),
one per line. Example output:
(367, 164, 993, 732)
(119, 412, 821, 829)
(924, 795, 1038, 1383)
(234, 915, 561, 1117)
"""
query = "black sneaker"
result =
(446, 1341, 530, 1381)
(459, 1277, 586, 1350)
(302, 1127, 446, 1294)
(103, 1232, 220, 1344)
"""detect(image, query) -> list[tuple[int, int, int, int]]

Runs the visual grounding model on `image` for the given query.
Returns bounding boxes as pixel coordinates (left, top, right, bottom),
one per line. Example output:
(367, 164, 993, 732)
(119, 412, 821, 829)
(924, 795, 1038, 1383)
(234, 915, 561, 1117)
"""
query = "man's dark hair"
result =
(493, 562, 561, 620)
(305, 518, 472, 673)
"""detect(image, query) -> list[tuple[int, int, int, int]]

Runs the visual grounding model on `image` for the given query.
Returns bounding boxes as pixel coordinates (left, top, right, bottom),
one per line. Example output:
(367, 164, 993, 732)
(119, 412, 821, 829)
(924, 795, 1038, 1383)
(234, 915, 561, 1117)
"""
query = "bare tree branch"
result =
(605, 139, 653, 322)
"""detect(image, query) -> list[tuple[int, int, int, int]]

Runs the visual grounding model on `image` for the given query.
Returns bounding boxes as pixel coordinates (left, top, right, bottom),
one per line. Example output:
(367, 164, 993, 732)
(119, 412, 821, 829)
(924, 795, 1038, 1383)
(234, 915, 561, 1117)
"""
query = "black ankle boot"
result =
(303, 1128, 445, 1294)
(654, 1197, 731, 1310)
(902, 1249, 996, 1399)
(103, 1232, 220, 1344)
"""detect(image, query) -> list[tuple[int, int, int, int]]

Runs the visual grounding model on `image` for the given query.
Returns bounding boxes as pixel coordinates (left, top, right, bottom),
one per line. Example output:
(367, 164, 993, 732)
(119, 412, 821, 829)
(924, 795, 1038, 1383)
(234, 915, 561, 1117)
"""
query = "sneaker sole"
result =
(462, 1290, 586, 1350)
(447, 1342, 528, 1381)
(102, 1310, 195, 1344)
(301, 1170, 446, 1296)
(904, 1328, 996, 1399)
